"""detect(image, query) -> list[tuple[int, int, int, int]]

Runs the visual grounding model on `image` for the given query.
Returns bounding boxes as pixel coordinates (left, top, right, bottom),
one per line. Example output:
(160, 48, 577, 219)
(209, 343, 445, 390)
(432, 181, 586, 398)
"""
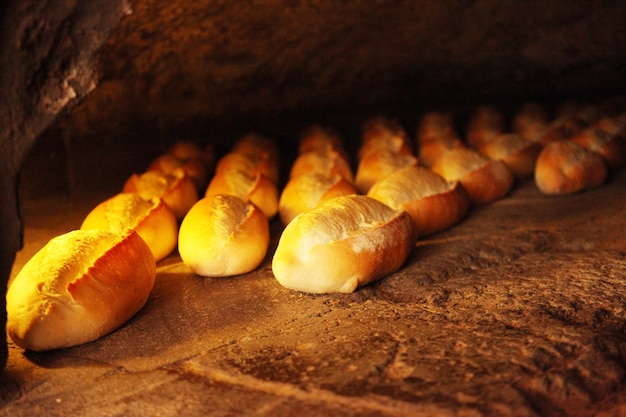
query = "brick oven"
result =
(1, 1, 626, 415)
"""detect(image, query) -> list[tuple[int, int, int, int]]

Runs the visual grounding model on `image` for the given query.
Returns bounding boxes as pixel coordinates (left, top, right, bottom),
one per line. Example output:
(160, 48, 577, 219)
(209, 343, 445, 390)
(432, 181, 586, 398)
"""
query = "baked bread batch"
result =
(7, 99, 626, 351)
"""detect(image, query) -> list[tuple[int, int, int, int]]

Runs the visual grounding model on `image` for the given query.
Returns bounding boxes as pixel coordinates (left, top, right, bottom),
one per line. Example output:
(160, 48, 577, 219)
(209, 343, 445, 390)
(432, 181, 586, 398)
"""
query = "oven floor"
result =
(2, 171, 626, 416)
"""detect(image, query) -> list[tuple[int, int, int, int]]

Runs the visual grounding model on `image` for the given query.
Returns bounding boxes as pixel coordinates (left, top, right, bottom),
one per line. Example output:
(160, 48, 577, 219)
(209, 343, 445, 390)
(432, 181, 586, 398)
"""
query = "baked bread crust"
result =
(272, 195, 417, 294)
(368, 166, 469, 236)
(432, 147, 514, 204)
(178, 195, 269, 277)
(81, 193, 178, 262)
(6, 230, 156, 351)
(535, 140, 607, 194)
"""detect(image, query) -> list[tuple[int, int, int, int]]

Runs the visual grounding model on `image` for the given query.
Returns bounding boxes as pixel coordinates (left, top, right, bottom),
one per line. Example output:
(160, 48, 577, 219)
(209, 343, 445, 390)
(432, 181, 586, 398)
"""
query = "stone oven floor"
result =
(2, 171, 626, 416)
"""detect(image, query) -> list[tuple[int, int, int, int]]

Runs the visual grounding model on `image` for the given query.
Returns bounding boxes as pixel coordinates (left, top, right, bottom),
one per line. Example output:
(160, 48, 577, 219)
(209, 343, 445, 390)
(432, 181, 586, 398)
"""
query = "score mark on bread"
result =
(6, 230, 156, 351)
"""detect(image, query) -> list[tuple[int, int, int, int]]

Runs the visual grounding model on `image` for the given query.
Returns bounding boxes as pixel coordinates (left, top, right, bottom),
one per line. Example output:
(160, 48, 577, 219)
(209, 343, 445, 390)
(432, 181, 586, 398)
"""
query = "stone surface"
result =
(2, 170, 625, 416)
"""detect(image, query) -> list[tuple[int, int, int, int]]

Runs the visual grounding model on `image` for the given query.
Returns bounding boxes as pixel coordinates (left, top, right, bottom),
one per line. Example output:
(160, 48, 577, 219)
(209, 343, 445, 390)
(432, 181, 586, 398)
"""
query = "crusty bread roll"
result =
(290, 149, 354, 183)
(148, 141, 215, 191)
(355, 148, 418, 194)
(417, 135, 463, 168)
(536, 116, 585, 145)
(148, 153, 209, 191)
(466, 105, 504, 148)
(80, 193, 178, 262)
(431, 146, 514, 204)
(205, 168, 278, 219)
(278, 172, 357, 225)
(512, 102, 549, 142)
(178, 194, 269, 277)
(367, 166, 470, 236)
(570, 126, 626, 170)
(231, 133, 280, 172)
(360, 117, 412, 156)
(358, 133, 413, 161)
(6, 229, 156, 351)
(215, 151, 279, 185)
(478, 133, 542, 179)
(272, 195, 417, 294)
(417, 112, 458, 144)
(123, 169, 199, 220)
(535, 140, 608, 195)
(298, 125, 346, 156)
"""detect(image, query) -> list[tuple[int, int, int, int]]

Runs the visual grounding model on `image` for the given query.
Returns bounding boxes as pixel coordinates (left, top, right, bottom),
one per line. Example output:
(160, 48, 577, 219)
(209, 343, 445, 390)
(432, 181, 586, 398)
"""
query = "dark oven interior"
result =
(1, 1, 626, 415)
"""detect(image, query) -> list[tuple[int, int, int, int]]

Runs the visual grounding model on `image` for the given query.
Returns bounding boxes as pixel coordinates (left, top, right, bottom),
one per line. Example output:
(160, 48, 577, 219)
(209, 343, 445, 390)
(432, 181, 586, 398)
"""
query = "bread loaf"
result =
(272, 195, 417, 294)
(205, 168, 278, 219)
(178, 194, 269, 277)
(535, 140, 608, 194)
(417, 112, 458, 144)
(570, 126, 626, 170)
(278, 172, 357, 225)
(512, 102, 549, 142)
(466, 105, 504, 148)
(215, 151, 279, 185)
(367, 166, 469, 236)
(431, 146, 514, 204)
(290, 149, 354, 183)
(80, 193, 178, 262)
(355, 148, 418, 194)
(123, 169, 199, 220)
(148, 141, 214, 191)
(478, 133, 542, 179)
(298, 125, 346, 156)
(6, 229, 156, 351)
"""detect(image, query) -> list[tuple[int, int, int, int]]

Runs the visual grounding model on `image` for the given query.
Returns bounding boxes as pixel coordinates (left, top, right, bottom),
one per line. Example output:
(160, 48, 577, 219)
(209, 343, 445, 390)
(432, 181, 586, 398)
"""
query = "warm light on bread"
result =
(535, 140, 608, 194)
(6, 229, 156, 351)
(431, 146, 514, 204)
(570, 127, 626, 170)
(278, 172, 357, 225)
(122, 169, 199, 220)
(215, 151, 279, 185)
(205, 169, 278, 219)
(466, 105, 504, 148)
(178, 194, 270, 277)
(355, 148, 418, 194)
(272, 195, 417, 294)
(80, 193, 178, 262)
(478, 133, 542, 179)
(368, 166, 470, 236)
(290, 149, 354, 183)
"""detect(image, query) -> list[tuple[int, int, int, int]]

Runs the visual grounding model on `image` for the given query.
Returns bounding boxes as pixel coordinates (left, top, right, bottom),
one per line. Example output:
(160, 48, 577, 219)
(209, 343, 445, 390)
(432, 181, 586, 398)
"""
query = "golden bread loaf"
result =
(148, 140, 214, 191)
(215, 151, 279, 185)
(466, 105, 504, 148)
(231, 133, 280, 171)
(298, 125, 345, 155)
(417, 135, 463, 168)
(178, 195, 269, 277)
(289, 149, 354, 183)
(355, 148, 418, 194)
(80, 193, 178, 262)
(512, 102, 549, 142)
(431, 146, 514, 204)
(205, 169, 278, 219)
(534, 140, 608, 195)
(417, 112, 458, 144)
(6, 229, 156, 351)
(478, 133, 542, 179)
(278, 172, 357, 225)
(367, 166, 470, 236)
(272, 195, 417, 294)
(122, 169, 199, 220)
(570, 127, 626, 170)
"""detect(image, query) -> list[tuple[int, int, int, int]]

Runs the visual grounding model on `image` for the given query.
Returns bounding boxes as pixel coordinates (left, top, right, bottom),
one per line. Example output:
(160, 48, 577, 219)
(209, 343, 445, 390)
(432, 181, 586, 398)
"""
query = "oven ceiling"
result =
(89, 0, 626, 131)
